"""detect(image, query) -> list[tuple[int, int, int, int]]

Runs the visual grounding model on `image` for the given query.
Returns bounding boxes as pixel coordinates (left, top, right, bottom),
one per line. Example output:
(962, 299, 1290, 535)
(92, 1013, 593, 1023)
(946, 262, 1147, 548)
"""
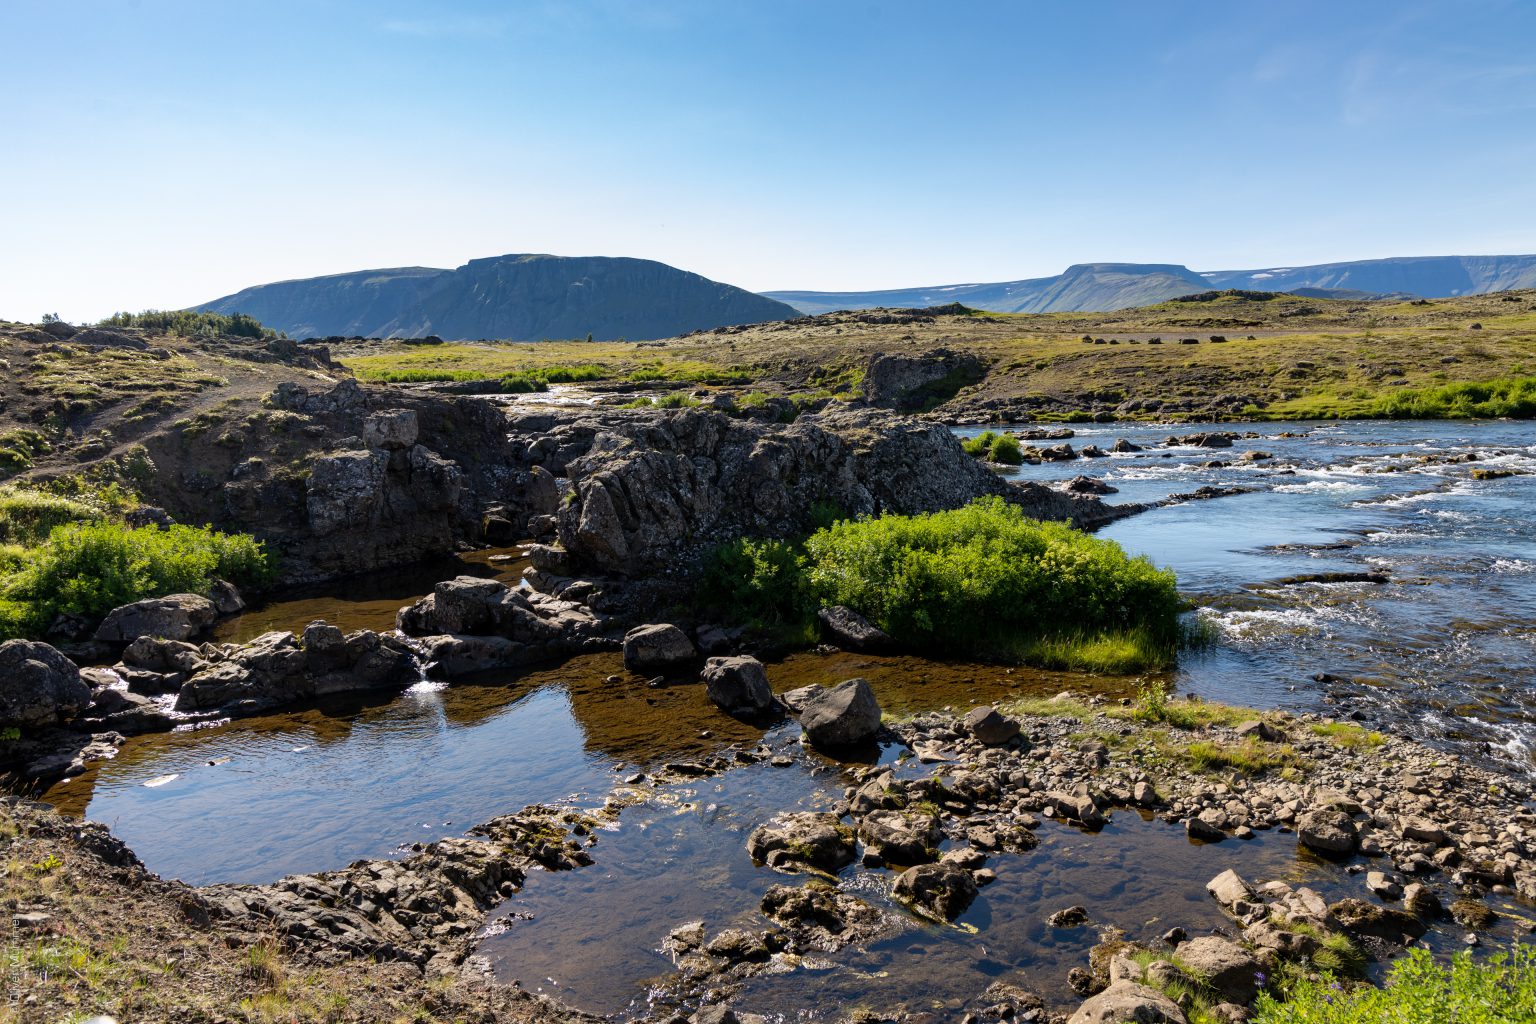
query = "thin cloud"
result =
(379, 16, 509, 38)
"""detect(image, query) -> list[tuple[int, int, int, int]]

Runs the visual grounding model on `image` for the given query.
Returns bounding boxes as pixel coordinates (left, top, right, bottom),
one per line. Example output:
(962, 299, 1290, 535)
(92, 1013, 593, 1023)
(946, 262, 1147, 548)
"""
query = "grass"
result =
(1309, 722, 1388, 750)
(961, 430, 1024, 465)
(1181, 738, 1293, 775)
(621, 393, 702, 409)
(1255, 945, 1536, 1023)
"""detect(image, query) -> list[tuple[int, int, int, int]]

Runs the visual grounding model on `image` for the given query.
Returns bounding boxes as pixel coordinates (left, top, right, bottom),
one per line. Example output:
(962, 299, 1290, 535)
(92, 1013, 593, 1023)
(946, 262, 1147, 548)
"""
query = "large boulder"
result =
(95, 594, 218, 643)
(963, 705, 1020, 745)
(623, 623, 696, 673)
(1297, 808, 1359, 856)
(817, 605, 893, 652)
(892, 861, 978, 920)
(362, 410, 419, 451)
(1068, 981, 1187, 1024)
(1174, 936, 1261, 1005)
(1328, 897, 1428, 945)
(700, 656, 775, 715)
(798, 678, 882, 749)
(0, 640, 91, 727)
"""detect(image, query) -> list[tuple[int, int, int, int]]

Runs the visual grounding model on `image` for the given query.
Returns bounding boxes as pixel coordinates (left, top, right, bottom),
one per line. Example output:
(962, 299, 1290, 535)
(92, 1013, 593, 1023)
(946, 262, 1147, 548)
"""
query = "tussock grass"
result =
(1181, 739, 1293, 775)
(1309, 722, 1387, 750)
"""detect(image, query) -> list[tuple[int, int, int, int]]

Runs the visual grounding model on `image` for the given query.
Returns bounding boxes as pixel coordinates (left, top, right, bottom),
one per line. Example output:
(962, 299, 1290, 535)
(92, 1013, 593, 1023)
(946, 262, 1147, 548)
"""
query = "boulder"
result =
(1067, 981, 1186, 1024)
(746, 812, 856, 873)
(700, 656, 775, 715)
(95, 594, 218, 643)
(525, 465, 561, 516)
(362, 410, 419, 451)
(798, 678, 882, 749)
(892, 861, 978, 920)
(1186, 810, 1227, 842)
(1044, 789, 1107, 829)
(0, 640, 91, 727)
(1329, 897, 1428, 944)
(206, 580, 246, 616)
(857, 809, 942, 864)
(1297, 808, 1359, 856)
(1175, 937, 1261, 1005)
(622, 623, 696, 673)
(1206, 869, 1256, 914)
(817, 605, 893, 652)
(963, 705, 1020, 745)
(421, 634, 526, 676)
(432, 576, 513, 635)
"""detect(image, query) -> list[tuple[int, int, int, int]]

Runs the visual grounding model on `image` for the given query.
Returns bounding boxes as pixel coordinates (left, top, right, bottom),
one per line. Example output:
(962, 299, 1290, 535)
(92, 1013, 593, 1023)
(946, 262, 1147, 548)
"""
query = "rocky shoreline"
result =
(7, 668, 1535, 1023)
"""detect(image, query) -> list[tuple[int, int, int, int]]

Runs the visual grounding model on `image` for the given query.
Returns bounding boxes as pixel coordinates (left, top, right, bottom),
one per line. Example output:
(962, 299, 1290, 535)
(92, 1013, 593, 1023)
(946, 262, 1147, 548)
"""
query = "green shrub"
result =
(962, 431, 999, 457)
(98, 310, 273, 339)
(1256, 945, 1536, 1023)
(699, 538, 813, 631)
(1, 522, 272, 637)
(622, 393, 702, 409)
(0, 487, 104, 545)
(988, 434, 1024, 465)
(498, 373, 551, 394)
(802, 497, 1183, 671)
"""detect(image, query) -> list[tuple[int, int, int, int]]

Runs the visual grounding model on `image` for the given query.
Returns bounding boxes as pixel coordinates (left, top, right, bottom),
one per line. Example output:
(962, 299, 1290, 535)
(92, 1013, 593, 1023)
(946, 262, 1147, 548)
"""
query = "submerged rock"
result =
(747, 813, 856, 874)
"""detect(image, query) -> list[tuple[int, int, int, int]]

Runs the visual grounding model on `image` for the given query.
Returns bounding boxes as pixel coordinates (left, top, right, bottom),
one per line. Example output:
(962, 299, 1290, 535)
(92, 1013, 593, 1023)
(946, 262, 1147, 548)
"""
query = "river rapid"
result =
(37, 418, 1536, 1020)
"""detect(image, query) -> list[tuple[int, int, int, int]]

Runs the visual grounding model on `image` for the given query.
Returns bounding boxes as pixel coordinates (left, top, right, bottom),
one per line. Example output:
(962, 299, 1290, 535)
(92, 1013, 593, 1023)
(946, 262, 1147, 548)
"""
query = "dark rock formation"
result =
(797, 678, 882, 749)
(700, 656, 775, 715)
(860, 348, 986, 410)
(95, 594, 218, 644)
(0, 641, 90, 728)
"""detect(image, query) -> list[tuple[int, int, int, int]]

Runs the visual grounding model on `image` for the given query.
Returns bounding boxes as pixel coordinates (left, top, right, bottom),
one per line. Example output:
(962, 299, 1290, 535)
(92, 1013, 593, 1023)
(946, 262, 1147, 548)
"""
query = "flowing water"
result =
(35, 419, 1536, 1018)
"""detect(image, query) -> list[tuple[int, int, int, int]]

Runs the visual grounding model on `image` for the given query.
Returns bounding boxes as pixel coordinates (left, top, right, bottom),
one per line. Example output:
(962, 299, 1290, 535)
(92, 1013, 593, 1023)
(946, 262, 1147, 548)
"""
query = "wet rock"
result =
(623, 623, 697, 673)
(817, 605, 893, 652)
(1048, 905, 1089, 928)
(420, 634, 526, 675)
(760, 882, 891, 946)
(1174, 936, 1260, 1005)
(1297, 808, 1358, 855)
(95, 594, 218, 644)
(963, 705, 1021, 746)
(799, 678, 882, 749)
(703, 928, 768, 963)
(1110, 439, 1142, 453)
(701, 656, 775, 715)
(692, 1005, 740, 1024)
(1449, 898, 1497, 930)
(1186, 810, 1227, 842)
(0, 640, 91, 728)
(892, 861, 978, 920)
(205, 580, 246, 616)
(1329, 897, 1428, 944)
(858, 809, 942, 864)
(747, 813, 856, 874)
(1064, 475, 1118, 494)
(1402, 883, 1442, 918)
(1043, 790, 1106, 829)
(1365, 870, 1402, 900)
(1067, 981, 1186, 1024)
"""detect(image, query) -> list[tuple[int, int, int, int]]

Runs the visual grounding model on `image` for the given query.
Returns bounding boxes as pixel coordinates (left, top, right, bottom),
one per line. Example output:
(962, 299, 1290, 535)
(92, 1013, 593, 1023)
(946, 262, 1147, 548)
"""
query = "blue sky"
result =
(3, 0, 1535, 321)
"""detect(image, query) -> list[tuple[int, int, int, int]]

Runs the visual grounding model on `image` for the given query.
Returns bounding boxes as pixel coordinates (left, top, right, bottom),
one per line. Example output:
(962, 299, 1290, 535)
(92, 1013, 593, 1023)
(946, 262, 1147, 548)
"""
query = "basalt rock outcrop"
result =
(860, 348, 987, 411)
(0, 640, 91, 728)
(396, 575, 616, 675)
(525, 405, 1121, 579)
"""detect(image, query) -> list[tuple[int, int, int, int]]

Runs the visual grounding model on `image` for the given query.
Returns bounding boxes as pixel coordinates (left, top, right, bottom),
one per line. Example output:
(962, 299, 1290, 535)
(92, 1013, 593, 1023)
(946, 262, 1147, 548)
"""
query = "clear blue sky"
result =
(3, 0, 1534, 322)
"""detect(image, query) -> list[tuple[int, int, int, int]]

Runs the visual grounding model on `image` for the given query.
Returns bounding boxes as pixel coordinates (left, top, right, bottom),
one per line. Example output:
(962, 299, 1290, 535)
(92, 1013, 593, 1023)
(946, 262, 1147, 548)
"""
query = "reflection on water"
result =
(482, 739, 1335, 1019)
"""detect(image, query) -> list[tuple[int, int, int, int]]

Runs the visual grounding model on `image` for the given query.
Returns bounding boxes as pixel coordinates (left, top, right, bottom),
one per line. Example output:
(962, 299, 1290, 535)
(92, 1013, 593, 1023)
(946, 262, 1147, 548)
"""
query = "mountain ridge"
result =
(194, 254, 798, 341)
(765, 254, 1536, 315)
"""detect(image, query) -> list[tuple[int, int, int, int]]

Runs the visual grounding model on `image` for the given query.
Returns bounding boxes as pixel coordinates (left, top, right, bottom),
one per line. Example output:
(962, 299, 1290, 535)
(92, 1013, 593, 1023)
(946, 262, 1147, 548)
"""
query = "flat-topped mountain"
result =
(195, 254, 798, 341)
(766, 254, 1536, 315)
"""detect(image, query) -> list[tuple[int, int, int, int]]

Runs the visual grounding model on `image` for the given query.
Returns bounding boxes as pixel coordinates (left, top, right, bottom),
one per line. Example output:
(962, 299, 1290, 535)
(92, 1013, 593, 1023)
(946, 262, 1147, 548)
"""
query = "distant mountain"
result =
(765, 254, 1536, 315)
(195, 254, 798, 341)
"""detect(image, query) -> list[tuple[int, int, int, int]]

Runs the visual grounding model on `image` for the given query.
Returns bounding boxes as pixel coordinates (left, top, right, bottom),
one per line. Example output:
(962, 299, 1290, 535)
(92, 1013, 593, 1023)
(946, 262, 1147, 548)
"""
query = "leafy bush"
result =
(699, 538, 813, 630)
(1256, 945, 1536, 1024)
(801, 497, 1183, 670)
(0, 522, 272, 638)
(98, 310, 274, 339)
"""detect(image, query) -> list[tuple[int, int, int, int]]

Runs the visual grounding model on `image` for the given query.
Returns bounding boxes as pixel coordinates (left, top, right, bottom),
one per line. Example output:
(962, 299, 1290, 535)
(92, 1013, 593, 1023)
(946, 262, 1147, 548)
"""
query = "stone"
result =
(892, 861, 978, 920)
(817, 605, 893, 652)
(1175, 936, 1261, 1005)
(1402, 882, 1442, 918)
(746, 812, 856, 873)
(1206, 869, 1255, 913)
(622, 623, 697, 673)
(857, 809, 942, 865)
(1044, 790, 1106, 828)
(798, 678, 882, 749)
(1329, 897, 1428, 944)
(700, 656, 775, 715)
(1067, 981, 1186, 1024)
(1048, 905, 1089, 927)
(1399, 816, 1449, 846)
(1297, 808, 1359, 855)
(362, 409, 419, 450)
(95, 594, 218, 643)
(963, 705, 1021, 745)
(432, 577, 512, 635)
(1186, 810, 1227, 842)
(0, 640, 91, 727)
(1366, 871, 1402, 900)
(692, 1005, 739, 1024)
(1234, 719, 1279, 741)
(1133, 780, 1162, 806)
(205, 580, 246, 616)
